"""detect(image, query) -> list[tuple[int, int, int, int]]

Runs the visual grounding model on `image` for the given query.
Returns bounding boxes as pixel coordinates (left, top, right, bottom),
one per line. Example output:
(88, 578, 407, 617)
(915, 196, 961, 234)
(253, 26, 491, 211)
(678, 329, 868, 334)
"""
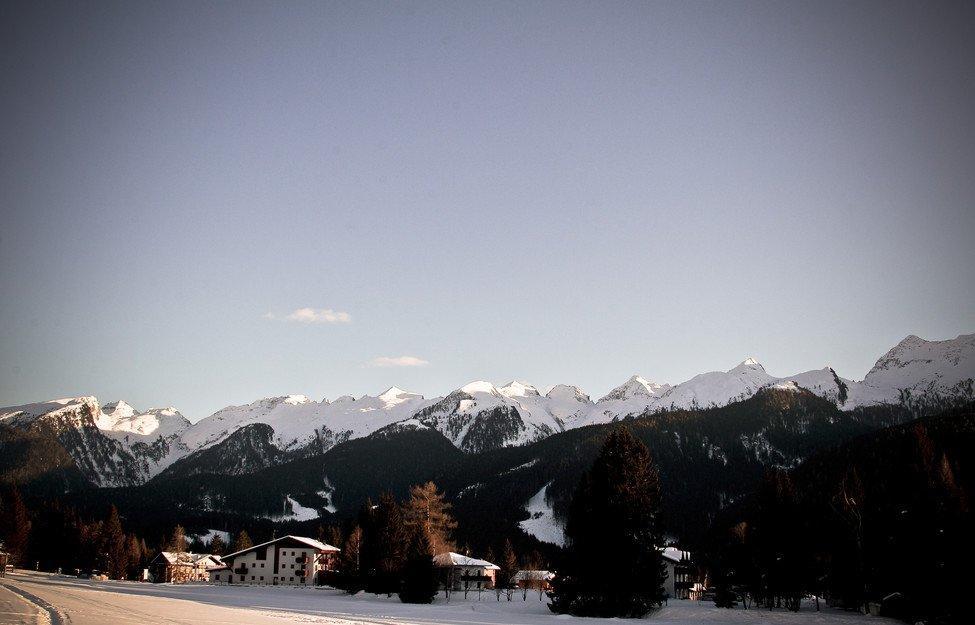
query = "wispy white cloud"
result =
(368, 355, 430, 368)
(264, 307, 352, 324)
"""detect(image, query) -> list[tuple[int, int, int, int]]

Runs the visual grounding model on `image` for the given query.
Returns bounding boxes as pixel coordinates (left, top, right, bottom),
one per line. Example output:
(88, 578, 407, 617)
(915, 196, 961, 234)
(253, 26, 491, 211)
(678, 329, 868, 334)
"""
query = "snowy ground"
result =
(0, 571, 895, 625)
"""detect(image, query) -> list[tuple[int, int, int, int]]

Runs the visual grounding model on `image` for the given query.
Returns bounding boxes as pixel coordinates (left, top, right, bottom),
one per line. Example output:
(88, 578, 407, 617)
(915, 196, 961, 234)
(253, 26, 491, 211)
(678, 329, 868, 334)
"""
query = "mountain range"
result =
(1, 333, 972, 490)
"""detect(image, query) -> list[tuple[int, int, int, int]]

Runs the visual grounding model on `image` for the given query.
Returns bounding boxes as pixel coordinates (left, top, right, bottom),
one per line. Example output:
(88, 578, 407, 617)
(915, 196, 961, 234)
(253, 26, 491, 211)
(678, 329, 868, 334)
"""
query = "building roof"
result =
(223, 535, 339, 560)
(433, 552, 500, 570)
(661, 547, 691, 563)
(155, 552, 223, 566)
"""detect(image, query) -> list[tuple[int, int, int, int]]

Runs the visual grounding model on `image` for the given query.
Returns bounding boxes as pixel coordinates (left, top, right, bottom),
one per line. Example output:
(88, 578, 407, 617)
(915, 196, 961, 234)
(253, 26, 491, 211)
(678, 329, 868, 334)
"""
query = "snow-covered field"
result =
(1, 571, 895, 625)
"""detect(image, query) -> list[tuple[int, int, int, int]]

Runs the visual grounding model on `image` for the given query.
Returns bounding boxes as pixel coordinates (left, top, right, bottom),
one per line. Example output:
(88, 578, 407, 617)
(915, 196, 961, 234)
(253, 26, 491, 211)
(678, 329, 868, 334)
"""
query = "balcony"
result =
(233, 566, 247, 575)
(295, 556, 308, 564)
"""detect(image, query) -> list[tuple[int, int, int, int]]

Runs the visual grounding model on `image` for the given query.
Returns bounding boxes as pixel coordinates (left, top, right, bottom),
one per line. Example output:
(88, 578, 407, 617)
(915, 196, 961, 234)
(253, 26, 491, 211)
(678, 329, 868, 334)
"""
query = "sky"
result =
(1, 0, 973, 421)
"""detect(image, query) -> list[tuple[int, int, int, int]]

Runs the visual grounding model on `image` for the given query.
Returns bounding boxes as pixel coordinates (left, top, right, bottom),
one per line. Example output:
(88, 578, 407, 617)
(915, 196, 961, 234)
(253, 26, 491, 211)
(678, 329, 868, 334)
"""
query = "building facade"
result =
(433, 552, 499, 591)
(661, 547, 699, 600)
(208, 535, 339, 586)
(148, 552, 222, 583)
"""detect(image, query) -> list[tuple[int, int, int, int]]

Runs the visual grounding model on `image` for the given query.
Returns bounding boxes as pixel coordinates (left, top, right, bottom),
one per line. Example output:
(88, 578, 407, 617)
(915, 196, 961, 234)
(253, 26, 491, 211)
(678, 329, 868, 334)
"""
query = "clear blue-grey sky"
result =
(1, 0, 973, 421)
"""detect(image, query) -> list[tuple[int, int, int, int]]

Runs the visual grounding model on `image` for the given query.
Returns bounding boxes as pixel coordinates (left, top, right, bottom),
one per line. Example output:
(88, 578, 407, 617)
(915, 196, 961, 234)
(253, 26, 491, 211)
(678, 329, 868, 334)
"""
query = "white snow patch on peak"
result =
(102, 400, 137, 419)
(769, 381, 802, 392)
(282, 394, 311, 405)
(460, 380, 500, 395)
(378, 386, 423, 406)
(598, 375, 670, 402)
(545, 384, 591, 402)
(500, 381, 540, 398)
(733, 357, 765, 371)
(332, 395, 356, 403)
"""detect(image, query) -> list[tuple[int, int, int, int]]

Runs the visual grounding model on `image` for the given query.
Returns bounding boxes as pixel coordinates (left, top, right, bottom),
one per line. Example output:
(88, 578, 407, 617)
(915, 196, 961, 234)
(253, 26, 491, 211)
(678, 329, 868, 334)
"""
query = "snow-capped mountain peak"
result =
(545, 384, 591, 403)
(732, 357, 765, 372)
(500, 381, 541, 398)
(378, 386, 423, 405)
(598, 375, 670, 402)
(459, 380, 501, 396)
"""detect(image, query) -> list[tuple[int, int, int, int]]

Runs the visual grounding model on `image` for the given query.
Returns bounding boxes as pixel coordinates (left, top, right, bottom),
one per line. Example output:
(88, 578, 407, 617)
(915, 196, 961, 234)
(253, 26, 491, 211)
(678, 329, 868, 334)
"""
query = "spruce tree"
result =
(548, 426, 667, 617)
(398, 529, 438, 604)
(231, 529, 253, 554)
(499, 539, 519, 590)
(103, 506, 128, 579)
(371, 492, 408, 594)
(209, 533, 226, 555)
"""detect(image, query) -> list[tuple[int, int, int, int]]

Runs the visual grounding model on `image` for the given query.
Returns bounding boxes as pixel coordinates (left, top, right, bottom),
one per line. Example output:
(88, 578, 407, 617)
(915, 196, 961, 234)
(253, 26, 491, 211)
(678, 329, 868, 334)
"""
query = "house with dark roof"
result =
(208, 535, 339, 586)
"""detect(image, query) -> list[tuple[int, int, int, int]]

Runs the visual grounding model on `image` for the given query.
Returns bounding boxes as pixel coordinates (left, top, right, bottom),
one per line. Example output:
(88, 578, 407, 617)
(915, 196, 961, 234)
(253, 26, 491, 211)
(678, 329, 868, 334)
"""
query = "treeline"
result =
(0, 488, 152, 579)
(704, 406, 974, 624)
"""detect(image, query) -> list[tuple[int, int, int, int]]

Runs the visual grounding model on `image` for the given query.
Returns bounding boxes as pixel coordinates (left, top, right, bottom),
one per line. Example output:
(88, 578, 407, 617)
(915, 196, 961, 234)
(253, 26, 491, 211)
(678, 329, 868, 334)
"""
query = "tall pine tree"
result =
(549, 426, 667, 617)
(102, 506, 128, 579)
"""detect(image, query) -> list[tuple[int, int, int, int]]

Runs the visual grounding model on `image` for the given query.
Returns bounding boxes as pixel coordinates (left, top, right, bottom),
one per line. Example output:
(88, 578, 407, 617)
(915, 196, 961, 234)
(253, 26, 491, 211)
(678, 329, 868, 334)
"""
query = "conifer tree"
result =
(549, 426, 667, 617)
(372, 492, 408, 594)
(231, 529, 253, 554)
(102, 506, 128, 579)
(343, 525, 363, 575)
(401, 482, 457, 555)
(398, 529, 437, 604)
(125, 534, 144, 579)
(209, 533, 226, 555)
(168, 525, 188, 583)
(0, 488, 31, 567)
(499, 539, 519, 590)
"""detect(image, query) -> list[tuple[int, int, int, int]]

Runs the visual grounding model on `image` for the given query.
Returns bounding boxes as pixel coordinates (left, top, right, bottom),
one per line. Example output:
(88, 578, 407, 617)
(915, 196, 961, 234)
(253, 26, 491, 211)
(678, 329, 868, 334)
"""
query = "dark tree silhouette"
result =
(549, 426, 667, 617)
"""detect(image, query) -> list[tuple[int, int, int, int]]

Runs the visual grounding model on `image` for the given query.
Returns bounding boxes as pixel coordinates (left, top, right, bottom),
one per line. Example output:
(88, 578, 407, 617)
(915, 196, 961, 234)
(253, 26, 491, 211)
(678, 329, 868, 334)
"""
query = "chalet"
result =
(661, 547, 700, 600)
(208, 535, 339, 586)
(514, 569, 555, 591)
(433, 552, 499, 591)
(148, 552, 223, 583)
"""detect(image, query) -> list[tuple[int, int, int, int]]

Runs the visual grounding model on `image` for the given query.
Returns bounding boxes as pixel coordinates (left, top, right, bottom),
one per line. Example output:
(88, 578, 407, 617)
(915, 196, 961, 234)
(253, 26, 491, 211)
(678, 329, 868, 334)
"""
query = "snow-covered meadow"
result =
(2, 571, 896, 625)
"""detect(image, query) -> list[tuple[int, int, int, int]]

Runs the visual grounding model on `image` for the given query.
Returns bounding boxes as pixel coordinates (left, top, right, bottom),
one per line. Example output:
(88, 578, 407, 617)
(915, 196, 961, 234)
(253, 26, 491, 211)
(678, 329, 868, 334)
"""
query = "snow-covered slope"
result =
(0, 396, 148, 486)
(414, 381, 561, 453)
(654, 358, 777, 411)
(845, 333, 975, 408)
(96, 401, 192, 477)
(580, 375, 671, 426)
(179, 388, 436, 455)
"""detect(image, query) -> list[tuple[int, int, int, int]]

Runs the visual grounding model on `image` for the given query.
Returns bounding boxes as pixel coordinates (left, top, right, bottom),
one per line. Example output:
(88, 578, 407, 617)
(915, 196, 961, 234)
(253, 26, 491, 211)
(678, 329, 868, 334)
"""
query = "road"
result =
(0, 572, 362, 625)
(0, 571, 894, 625)
(0, 582, 45, 625)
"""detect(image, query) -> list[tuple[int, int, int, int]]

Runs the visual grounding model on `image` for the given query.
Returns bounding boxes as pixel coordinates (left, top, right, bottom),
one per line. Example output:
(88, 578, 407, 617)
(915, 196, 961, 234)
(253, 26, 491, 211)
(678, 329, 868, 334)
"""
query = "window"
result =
(290, 577, 294, 582)
(260, 576, 264, 581)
